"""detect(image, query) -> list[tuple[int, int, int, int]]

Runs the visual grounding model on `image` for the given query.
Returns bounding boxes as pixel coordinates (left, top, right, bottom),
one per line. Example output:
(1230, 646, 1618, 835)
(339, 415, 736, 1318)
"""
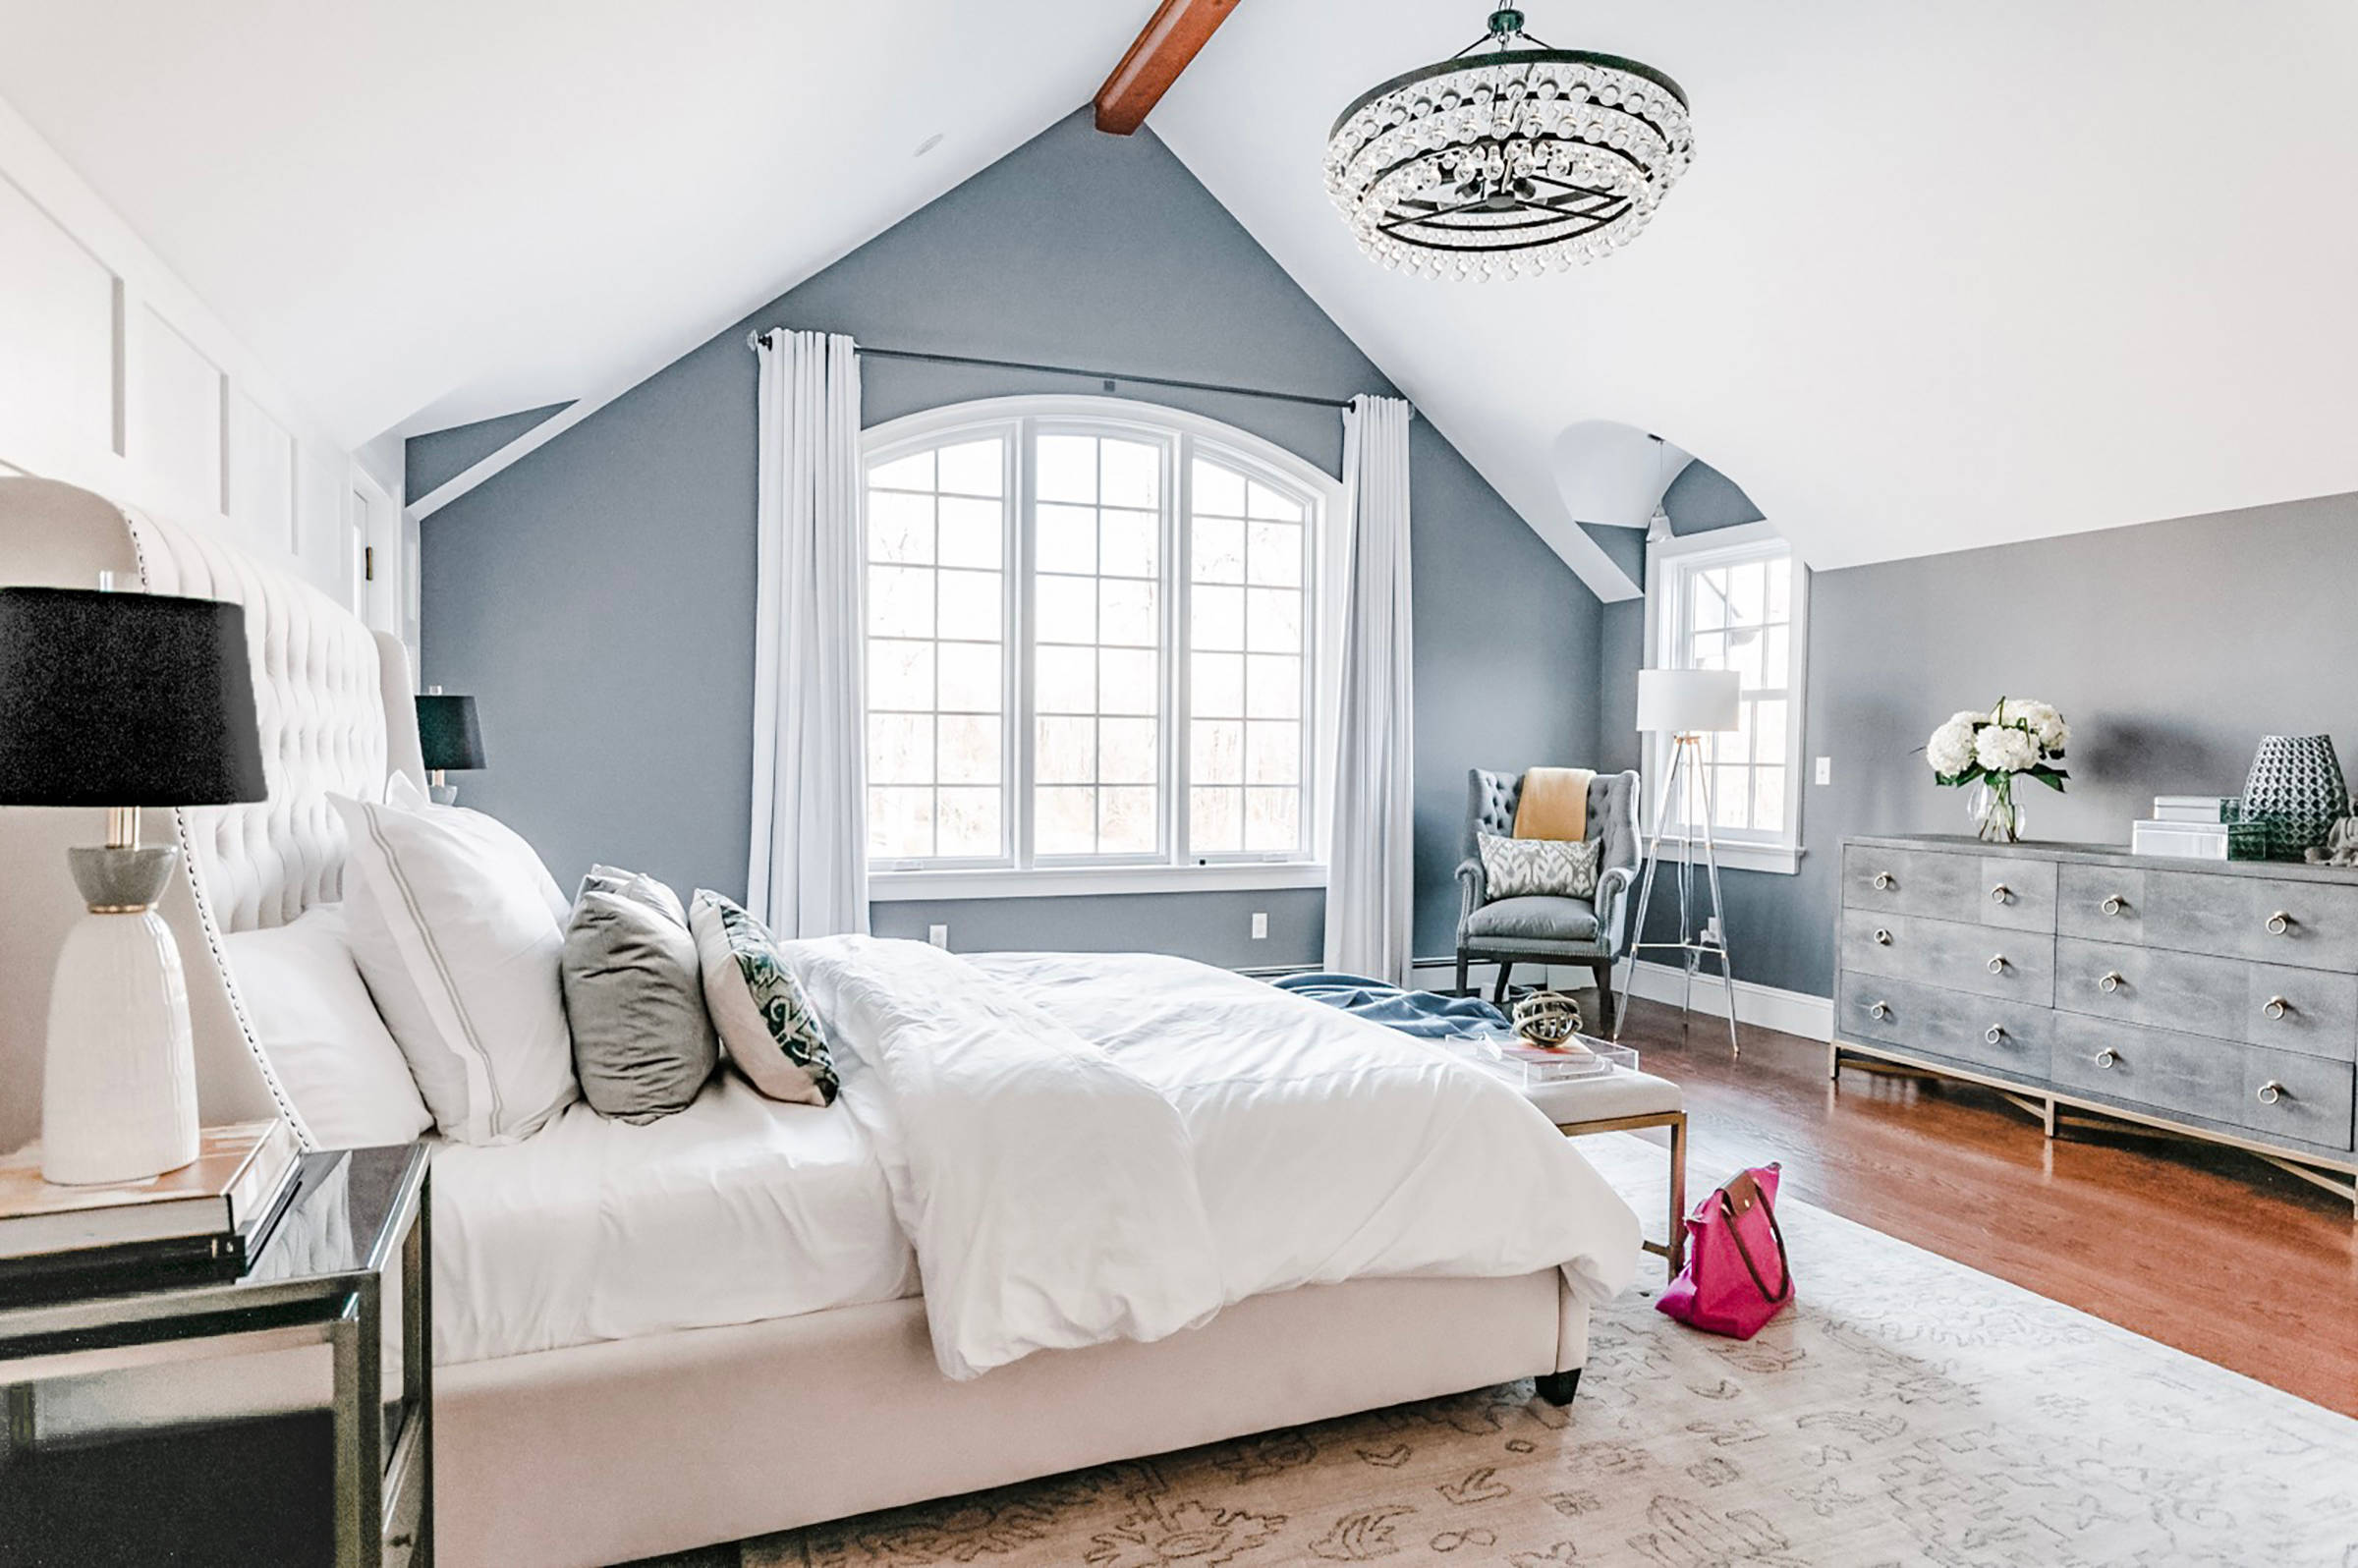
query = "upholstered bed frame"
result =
(0, 477, 1592, 1568)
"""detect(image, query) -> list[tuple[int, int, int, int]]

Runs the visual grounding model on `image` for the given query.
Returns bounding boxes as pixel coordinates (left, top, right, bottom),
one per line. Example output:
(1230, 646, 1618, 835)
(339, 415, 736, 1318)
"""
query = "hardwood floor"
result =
(1611, 995, 2358, 1418)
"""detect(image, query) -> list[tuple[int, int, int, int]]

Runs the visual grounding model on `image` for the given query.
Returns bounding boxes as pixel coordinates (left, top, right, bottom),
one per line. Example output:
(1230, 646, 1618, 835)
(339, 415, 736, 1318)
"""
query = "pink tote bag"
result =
(1656, 1163, 1793, 1339)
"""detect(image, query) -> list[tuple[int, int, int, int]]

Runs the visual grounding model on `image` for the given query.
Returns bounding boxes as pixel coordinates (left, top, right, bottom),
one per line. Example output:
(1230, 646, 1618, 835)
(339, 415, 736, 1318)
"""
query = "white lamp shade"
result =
(1636, 667, 1742, 734)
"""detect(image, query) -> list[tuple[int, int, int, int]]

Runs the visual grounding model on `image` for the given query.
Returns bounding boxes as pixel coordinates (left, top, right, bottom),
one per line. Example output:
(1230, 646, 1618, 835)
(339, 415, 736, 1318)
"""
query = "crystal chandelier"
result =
(1324, 5, 1694, 279)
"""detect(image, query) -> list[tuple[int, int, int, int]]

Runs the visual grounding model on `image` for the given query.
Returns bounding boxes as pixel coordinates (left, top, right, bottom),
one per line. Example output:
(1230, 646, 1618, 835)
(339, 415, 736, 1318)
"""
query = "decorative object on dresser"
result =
(1619, 667, 1743, 1053)
(0, 1144, 432, 1567)
(2311, 815, 2358, 868)
(414, 685, 485, 806)
(2130, 813, 2268, 862)
(2237, 733, 2347, 861)
(0, 1119, 297, 1305)
(1833, 834, 2358, 1216)
(1452, 767, 1643, 1024)
(1924, 698, 2069, 844)
(0, 584, 267, 1186)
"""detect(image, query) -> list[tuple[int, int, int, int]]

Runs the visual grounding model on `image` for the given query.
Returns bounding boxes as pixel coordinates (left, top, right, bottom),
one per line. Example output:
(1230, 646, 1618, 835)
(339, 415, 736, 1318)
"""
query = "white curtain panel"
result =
(748, 328, 870, 937)
(1325, 394, 1416, 983)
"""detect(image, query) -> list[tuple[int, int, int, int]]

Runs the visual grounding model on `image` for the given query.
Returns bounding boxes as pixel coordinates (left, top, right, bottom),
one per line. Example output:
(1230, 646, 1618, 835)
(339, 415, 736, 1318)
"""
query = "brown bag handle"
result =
(1715, 1180, 1792, 1305)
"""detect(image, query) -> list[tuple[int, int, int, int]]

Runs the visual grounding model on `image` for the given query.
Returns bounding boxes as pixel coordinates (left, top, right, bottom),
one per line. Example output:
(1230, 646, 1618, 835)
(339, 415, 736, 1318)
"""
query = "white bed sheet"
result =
(429, 1070, 917, 1366)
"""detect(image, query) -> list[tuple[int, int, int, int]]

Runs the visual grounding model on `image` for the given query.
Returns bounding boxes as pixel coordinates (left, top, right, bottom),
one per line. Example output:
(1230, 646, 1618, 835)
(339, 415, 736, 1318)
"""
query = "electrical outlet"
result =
(1814, 756, 1832, 786)
(1251, 912, 1268, 940)
(926, 924, 949, 949)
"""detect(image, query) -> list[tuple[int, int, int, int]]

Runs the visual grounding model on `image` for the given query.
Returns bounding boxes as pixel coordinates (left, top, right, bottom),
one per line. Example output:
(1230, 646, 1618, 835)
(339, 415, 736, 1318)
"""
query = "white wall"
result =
(0, 93, 403, 634)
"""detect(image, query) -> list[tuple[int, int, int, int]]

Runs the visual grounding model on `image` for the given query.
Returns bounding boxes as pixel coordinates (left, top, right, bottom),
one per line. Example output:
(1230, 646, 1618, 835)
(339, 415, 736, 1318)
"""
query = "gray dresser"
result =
(1832, 834, 2357, 1213)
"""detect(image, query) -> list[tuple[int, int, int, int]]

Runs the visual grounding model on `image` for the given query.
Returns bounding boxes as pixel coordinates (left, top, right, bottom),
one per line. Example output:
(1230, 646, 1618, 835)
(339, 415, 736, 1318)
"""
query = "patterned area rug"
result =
(643, 1135, 2358, 1568)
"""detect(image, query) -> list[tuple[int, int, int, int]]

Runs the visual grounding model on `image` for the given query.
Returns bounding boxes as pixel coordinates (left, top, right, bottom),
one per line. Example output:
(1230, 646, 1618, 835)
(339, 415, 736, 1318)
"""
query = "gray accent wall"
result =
(406, 401, 573, 497)
(1625, 490, 2358, 998)
(418, 109, 1600, 969)
(1661, 458, 1764, 534)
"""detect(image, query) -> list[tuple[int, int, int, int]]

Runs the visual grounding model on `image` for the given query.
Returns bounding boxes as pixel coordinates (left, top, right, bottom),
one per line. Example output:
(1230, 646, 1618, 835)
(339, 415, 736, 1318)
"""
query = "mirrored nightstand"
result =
(0, 1144, 430, 1566)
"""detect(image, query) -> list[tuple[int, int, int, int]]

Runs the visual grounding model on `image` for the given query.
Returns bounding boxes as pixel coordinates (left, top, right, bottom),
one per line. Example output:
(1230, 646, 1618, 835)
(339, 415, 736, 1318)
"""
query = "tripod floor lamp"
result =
(1615, 667, 1744, 1057)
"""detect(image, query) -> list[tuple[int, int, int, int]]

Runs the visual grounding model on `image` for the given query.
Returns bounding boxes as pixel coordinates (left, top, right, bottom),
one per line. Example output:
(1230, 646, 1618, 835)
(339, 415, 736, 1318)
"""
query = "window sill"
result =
(1646, 838, 1804, 876)
(870, 862, 1329, 902)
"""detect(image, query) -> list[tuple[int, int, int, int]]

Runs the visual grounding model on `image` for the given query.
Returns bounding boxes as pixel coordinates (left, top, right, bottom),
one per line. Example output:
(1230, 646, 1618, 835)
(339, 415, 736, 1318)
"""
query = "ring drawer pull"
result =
(2266, 911, 2293, 935)
(2257, 1080, 2285, 1105)
(1873, 871, 1894, 891)
(1869, 1000, 1890, 1021)
(2095, 1047, 2118, 1068)
(2098, 971, 2123, 993)
(1874, 927, 1893, 946)
(2101, 894, 2127, 917)
(1986, 954, 2007, 975)
(1990, 883, 2011, 905)
(2263, 996, 2290, 1021)
(1984, 1025, 2006, 1045)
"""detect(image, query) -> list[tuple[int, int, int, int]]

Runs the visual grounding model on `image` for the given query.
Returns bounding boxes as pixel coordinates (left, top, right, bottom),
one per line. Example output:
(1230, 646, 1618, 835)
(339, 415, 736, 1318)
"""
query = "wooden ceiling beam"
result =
(1094, 0, 1243, 136)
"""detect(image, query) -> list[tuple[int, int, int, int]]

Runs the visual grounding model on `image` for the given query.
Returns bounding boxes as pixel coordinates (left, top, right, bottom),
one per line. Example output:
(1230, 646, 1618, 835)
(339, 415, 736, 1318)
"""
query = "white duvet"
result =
(789, 938, 1641, 1380)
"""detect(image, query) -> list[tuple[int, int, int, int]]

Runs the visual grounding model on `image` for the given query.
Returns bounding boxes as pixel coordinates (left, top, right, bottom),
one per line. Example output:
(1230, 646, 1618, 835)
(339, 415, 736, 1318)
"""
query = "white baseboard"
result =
(1621, 960, 1832, 1041)
(1408, 956, 1832, 1042)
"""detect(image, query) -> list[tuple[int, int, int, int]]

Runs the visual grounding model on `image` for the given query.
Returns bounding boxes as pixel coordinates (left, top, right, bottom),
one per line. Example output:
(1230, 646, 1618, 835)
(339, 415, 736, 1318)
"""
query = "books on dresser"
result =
(0, 1119, 300, 1299)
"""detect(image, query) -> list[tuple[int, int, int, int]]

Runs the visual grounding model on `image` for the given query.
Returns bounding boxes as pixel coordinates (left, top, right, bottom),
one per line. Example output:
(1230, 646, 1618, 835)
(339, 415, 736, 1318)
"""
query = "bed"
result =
(0, 476, 1640, 1568)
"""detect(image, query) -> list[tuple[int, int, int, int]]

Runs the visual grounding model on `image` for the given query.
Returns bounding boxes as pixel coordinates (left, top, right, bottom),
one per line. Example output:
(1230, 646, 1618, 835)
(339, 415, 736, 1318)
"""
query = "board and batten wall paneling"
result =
(0, 96, 400, 623)
(0, 171, 115, 471)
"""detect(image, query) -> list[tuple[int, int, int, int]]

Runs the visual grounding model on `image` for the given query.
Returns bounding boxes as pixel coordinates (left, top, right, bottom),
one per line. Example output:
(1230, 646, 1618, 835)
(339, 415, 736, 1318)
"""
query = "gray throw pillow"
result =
(1478, 831, 1601, 900)
(579, 863, 687, 926)
(561, 881, 718, 1124)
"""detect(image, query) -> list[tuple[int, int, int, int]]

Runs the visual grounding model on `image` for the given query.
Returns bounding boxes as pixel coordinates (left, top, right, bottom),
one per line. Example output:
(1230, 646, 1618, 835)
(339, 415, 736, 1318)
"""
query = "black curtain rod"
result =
(745, 329, 1387, 415)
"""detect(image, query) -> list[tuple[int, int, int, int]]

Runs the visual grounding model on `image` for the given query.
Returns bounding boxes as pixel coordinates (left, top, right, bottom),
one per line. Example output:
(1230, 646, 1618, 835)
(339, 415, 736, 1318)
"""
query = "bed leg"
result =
(1535, 1369, 1581, 1406)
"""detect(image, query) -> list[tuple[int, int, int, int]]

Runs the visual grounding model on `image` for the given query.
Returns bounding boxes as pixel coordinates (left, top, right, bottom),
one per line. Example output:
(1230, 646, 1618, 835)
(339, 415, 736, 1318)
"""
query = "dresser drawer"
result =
(2052, 1014, 2243, 1127)
(2242, 961, 2358, 1062)
(2053, 937, 2248, 1039)
(1839, 909, 2054, 1005)
(2057, 863, 2146, 942)
(2240, 1045, 2356, 1150)
(1836, 972, 2052, 1081)
(2144, 868, 2358, 970)
(1843, 844, 2055, 931)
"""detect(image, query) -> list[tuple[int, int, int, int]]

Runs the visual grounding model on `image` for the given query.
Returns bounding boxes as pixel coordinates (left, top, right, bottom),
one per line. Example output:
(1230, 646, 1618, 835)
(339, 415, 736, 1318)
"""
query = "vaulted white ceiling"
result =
(6, 1, 2358, 586)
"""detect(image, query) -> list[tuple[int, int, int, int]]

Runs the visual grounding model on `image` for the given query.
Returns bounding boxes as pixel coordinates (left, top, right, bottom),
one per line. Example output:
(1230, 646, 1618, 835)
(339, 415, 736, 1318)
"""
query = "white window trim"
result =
(1641, 520, 1808, 876)
(861, 394, 1345, 900)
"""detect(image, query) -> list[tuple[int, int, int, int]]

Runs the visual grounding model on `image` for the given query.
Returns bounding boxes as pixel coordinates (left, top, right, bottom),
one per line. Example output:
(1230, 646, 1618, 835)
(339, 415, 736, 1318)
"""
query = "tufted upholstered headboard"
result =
(0, 476, 423, 1152)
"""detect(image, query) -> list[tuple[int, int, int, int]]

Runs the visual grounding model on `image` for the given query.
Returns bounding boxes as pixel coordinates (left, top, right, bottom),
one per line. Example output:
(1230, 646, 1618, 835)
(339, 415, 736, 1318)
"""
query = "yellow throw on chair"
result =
(1513, 766, 1595, 841)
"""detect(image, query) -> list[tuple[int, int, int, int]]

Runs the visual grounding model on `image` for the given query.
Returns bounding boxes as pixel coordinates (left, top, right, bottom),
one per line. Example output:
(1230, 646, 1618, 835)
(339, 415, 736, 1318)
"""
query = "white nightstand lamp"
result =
(1621, 667, 1744, 1056)
(0, 585, 266, 1185)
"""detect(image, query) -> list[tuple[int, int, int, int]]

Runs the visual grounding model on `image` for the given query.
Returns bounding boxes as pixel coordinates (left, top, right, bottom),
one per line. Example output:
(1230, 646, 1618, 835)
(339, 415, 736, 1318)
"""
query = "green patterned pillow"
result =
(1478, 831, 1601, 900)
(687, 890, 839, 1105)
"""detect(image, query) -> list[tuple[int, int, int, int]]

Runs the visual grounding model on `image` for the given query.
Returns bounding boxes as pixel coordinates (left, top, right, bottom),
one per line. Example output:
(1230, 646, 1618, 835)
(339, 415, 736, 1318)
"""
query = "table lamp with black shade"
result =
(415, 686, 484, 805)
(0, 584, 266, 1184)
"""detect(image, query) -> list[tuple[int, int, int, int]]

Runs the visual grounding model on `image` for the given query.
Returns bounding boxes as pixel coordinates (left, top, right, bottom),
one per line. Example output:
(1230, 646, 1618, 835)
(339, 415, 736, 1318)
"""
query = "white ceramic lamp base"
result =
(40, 848, 201, 1186)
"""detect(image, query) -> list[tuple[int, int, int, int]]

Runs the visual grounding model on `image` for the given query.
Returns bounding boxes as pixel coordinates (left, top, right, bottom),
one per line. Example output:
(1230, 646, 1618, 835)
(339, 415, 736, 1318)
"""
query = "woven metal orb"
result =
(1511, 990, 1584, 1047)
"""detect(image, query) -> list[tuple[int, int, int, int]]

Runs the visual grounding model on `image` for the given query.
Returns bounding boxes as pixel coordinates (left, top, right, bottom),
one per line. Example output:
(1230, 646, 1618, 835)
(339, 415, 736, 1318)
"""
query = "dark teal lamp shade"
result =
(416, 693, 486, 772)
(0, 587, 266, 806)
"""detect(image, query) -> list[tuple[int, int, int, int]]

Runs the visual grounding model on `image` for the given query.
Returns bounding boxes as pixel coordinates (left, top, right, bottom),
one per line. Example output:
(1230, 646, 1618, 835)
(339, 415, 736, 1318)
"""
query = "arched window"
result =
(862, 396, 1339, 894)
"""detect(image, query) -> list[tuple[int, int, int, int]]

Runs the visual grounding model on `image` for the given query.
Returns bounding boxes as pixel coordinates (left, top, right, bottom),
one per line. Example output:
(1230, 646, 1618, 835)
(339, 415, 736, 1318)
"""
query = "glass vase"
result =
(1968, 775, 2023, 843)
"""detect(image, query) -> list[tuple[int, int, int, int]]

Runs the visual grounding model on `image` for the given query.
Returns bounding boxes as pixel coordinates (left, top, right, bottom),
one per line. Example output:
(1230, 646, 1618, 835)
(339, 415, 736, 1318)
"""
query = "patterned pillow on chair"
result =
(1478, 831, 1601, 900)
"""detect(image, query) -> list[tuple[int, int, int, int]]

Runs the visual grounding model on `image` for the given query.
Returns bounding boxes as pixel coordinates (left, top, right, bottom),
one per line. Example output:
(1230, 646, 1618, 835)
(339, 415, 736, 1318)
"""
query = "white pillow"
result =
(224, 904, 434, 1148)
(332, 789, 578, 1145)
(384, 770, 570, 926)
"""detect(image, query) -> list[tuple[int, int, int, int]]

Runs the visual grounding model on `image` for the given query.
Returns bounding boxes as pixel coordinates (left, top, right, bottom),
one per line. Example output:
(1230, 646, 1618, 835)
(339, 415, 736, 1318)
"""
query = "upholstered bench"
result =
(1520, 1068, 1688, 1279)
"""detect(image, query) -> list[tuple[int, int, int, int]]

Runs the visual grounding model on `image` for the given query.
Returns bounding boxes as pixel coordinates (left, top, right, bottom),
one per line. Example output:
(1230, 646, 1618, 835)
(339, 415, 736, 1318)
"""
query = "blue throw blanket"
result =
(1272, 973, 1509, 1040)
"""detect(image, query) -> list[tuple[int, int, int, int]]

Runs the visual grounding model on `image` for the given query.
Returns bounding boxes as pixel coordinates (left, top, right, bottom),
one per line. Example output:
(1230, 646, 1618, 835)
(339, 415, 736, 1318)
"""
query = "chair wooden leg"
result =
(1492, 961, 1513, 1006)
(1588, 959, 1615, 1035)
(1455, 953, 1470, 998)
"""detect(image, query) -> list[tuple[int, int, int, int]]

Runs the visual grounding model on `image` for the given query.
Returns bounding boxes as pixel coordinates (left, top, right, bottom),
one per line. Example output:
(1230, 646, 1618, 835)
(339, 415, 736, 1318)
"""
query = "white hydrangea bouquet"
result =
(1926, 698, 2069, 843)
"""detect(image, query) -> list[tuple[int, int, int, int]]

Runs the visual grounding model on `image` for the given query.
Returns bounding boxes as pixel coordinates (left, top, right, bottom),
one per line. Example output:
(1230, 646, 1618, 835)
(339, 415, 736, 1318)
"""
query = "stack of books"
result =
(0, 1119, 301, 1306)
(2131, 796, 2267, 861)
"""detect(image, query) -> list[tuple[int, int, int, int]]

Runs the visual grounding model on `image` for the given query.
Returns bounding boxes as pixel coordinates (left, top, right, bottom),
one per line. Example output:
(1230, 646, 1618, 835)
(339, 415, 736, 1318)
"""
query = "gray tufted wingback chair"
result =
(1454, 768, 1644, 1028)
